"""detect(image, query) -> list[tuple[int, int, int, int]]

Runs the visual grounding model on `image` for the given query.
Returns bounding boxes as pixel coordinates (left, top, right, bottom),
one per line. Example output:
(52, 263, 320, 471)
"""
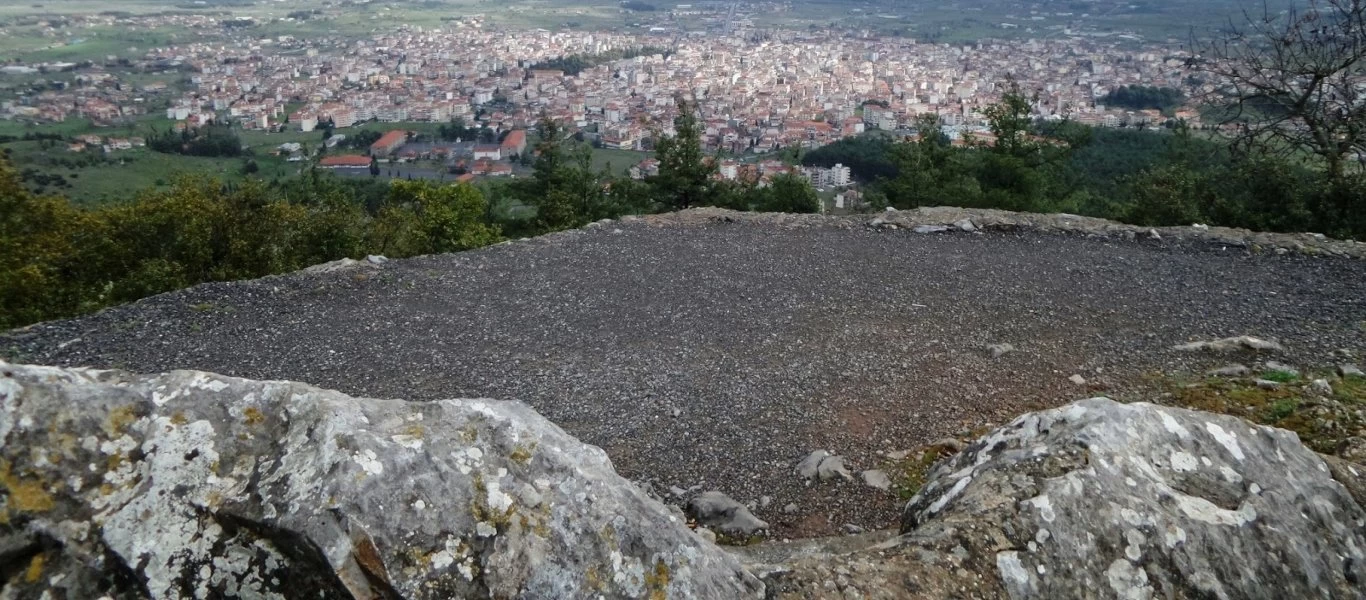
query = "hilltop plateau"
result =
(5, 207, 1366, 539)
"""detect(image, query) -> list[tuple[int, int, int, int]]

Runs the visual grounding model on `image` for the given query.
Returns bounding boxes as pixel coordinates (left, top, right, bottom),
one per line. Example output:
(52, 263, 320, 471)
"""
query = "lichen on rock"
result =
(0, 361, 763, 599)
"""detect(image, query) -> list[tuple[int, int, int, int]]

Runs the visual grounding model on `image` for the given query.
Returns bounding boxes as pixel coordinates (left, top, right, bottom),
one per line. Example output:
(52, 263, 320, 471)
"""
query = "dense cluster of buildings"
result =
(3, 19, 1198, 156)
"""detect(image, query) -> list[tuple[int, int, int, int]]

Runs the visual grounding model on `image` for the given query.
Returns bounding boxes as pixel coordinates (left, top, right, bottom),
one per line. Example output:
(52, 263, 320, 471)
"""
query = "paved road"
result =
(7, 215, 1365, 537)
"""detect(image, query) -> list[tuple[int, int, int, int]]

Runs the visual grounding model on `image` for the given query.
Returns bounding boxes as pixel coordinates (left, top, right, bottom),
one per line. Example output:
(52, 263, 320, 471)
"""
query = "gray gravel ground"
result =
(5, 214, 1366, 538)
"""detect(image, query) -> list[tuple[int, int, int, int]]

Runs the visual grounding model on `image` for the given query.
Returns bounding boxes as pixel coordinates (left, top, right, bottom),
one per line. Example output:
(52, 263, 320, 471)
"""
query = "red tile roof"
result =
(319, 155, 372, 167)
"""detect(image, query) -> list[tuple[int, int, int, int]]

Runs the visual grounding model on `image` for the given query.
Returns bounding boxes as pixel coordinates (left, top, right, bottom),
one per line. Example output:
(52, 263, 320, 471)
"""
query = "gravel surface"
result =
(6, 211, 1366, 538)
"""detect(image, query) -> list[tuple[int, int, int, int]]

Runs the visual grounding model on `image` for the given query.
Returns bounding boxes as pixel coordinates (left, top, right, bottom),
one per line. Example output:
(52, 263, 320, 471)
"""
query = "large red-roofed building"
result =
(319, 155, 372, 168)
(370, 130, 409, 156)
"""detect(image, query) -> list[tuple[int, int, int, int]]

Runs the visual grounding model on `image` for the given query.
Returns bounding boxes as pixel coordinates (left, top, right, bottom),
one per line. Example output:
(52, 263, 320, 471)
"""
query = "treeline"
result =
(801, 133, 898, 181)
(533, 46, 672, 76)
(1101, 85, 1184, 112)
(435, 119, 497, 143)
(147, 124, 244, 157)
(0, 103, 821, 330)
(0, 165, 498, 330)
(853, 89, 1364, 239)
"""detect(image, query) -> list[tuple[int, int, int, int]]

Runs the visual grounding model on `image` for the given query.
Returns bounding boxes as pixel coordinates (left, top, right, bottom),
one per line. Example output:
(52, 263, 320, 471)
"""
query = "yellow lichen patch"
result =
(599, 523, 618, 550)
(585, 566, 604, 591)
(24, 553, 44, 583)
(460, 425, 479, 443)
(242, 407, 265, 426)
(104, 404, 139, 436)
(0, 459, 55, 514)
(645, 559, 671, 600)
(170, 412, 189, 426)
(509, 444, 535, 466)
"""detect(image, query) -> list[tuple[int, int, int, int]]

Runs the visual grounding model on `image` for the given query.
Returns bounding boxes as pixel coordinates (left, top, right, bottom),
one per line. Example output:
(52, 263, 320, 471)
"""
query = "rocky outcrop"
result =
(761, 398, 1366, 598)
(5, 362, 1366, 600)
(638, 206, 1366, 259)
(0, 362, 762, 599)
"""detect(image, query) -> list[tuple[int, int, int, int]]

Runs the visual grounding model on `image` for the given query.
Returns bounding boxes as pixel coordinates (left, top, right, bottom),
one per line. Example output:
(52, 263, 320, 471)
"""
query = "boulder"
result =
(0, 362, 763, 600)
(1171, 336, 1284, 353)
(686, 491, 770, 538)
(761, 398, 1366, 598)
(795, 450, 852, 482)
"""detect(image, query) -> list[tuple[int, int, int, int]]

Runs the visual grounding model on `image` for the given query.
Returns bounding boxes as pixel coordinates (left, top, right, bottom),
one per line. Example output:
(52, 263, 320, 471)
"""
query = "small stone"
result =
(884, 449, 912, 461)
(671, 407, 682, 418)
(913, 225, 951, 234)
(782, 503, 799, 514)
(796, 450, 831, 480)
(686, 491, 769, 537)
(365, 254, 388, 264)
(1172, 336, 1284, 353)
(1208, 364, 1250, 377)
(669, 486, 687, 497)
(1147, 229, 1161, 241)
(1309, 379, 1333, 396)
(817, 455, 854, 481)
(1255, 379, 1282, 391)
(1263, 361, 1299, 377)
(953, 219, 977, 232)
(986, 343, 1015, 359)
(870, 217, 886, 227)
(841, 524, 865, 535)
(759, 495, 772, 508)
(1340, 365, 1365, 378)
(861, 469, 892, 491)
(695, 527, 717, 544)
(1069, 374, 1087, 385)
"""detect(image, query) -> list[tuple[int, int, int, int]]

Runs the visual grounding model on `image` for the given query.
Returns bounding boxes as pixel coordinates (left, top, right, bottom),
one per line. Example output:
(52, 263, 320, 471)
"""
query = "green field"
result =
(588, 147, 651, 177)
(1, 140, 296, 205)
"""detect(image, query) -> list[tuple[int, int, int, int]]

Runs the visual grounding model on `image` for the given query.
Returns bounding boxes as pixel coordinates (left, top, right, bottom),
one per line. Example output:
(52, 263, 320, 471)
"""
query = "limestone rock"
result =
(899, 398, 1366, 599)
(1207, 364, 1250, 377)
(912, 225, 951, 234)
(1309, 378, 1334, 396)
(1172, 336, 1284, 353)
(1341, 364, 1365, 378)
(1068, 374, 1087, 386)
(0, 362, 763, 600)
(796, 449, 831, 480)
(686, 491, 770, 537)
(796, 450, 852, 482)
(985, 343, 1014, 359)
(953, 219, 977, 232)
(761, 398, 1366, 598)
(1262, 360, 1300, 377)
(861, 469, 892, 491)
(816, 455, 853, 481)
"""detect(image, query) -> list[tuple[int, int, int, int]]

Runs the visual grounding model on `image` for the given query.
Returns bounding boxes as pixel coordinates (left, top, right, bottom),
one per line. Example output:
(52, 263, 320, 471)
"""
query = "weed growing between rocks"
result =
(1160, 371, 1366, 456)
